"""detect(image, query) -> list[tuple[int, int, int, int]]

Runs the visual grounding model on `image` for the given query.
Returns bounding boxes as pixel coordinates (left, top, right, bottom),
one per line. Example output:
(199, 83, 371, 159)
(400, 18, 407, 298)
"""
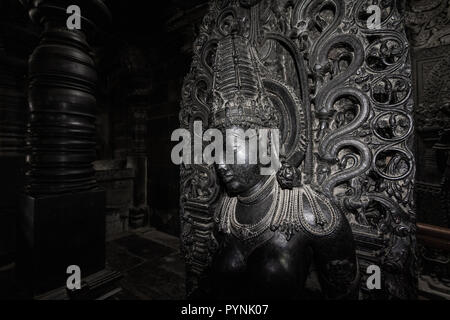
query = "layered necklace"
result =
(215, 175, 339, 241)
(216, 175, 279, 241)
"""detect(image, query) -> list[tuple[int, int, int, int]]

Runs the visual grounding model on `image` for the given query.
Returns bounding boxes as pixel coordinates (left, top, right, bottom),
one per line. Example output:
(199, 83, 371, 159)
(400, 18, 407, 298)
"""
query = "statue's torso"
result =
(212, 185, 359, 299)
(212, 227, 312, 299)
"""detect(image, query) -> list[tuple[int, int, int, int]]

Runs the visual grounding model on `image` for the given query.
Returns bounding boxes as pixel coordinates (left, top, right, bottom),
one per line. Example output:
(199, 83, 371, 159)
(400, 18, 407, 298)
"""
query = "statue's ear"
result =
(276, 160, 302, 190)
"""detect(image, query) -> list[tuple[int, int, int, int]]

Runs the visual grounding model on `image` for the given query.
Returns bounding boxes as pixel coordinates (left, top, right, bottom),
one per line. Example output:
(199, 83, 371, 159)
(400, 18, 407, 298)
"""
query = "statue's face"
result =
(215, 126, 263, 196)
(216, 162, 261, 196)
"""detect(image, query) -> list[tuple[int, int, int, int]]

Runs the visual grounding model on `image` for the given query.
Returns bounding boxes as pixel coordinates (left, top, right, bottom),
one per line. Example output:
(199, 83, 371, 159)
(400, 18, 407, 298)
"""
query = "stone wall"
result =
(95, 1, 209, 236)
(406, 0, 450, 299)
(147, 2, 208, 236)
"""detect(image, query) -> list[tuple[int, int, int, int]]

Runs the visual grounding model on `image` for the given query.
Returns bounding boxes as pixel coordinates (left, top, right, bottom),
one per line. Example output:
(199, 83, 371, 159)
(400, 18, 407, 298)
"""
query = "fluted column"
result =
(27, 29, 98, 195)
(128, 106, 149, 228)
(18, 0, 118, 297)
(24, 0, 110, 195)
(128, 83, 150, 228)
(114, 46, 151, 229)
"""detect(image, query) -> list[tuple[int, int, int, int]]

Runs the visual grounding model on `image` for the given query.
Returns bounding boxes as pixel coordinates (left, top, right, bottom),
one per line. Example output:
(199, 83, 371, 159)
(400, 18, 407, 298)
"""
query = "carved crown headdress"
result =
(211, 33, 279, 130)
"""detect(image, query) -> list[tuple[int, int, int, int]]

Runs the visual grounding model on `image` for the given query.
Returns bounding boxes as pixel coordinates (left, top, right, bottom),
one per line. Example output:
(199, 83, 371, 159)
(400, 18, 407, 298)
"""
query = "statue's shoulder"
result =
(270, 184, 342, 240)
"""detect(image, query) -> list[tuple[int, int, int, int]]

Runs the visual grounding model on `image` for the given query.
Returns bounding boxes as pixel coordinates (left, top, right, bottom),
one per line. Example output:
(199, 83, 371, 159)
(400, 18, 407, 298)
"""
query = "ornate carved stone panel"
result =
(406, 0, 450, 49)
(180, 0, 416, 299)
(410, 36, 450, 299)
(413, 44, 450, 227)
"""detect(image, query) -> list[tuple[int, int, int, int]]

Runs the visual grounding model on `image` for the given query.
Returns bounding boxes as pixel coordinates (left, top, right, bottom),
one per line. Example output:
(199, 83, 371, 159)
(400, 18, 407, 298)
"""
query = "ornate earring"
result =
(276, 145, 302, 190)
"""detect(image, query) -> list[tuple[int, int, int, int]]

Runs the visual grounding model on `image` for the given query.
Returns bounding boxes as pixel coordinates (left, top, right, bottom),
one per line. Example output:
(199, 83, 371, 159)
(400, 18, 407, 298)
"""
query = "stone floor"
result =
(106, 228, 186, 300)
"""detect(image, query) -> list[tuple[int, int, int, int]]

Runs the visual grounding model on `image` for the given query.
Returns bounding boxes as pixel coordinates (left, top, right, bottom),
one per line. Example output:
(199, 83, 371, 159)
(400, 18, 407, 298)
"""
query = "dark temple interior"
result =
(0, 0, 449, 301)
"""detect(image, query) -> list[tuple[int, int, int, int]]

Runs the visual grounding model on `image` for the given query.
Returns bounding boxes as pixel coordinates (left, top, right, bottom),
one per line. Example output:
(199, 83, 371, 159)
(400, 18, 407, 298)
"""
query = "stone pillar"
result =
(128, 106, 149, 229)
(18, 0, 119, 297)
(119, 47, 151, 229)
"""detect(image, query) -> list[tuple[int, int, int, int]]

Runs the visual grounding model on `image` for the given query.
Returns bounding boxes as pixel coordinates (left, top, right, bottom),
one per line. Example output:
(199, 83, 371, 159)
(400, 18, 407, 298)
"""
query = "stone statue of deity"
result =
(181, 0, 416, 301)
(207, 31, 360, 299)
